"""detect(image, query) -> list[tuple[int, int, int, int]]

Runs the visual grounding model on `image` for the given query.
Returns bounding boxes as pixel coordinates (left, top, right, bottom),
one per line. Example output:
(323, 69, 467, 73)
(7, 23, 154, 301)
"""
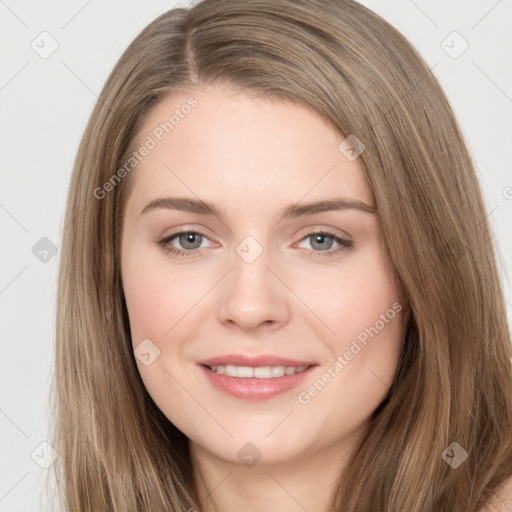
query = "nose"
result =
(216, 241, 291, 332)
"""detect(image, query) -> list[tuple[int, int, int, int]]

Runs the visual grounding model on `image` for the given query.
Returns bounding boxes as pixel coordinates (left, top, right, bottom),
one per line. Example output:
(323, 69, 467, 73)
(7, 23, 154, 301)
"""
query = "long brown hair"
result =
(51, 0, 512, 510)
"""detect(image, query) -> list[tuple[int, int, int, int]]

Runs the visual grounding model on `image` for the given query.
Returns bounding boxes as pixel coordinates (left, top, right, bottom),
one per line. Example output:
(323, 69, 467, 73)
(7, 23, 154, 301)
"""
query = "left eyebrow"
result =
(139, 196, 378, 220)
(278, 198, 377, 221)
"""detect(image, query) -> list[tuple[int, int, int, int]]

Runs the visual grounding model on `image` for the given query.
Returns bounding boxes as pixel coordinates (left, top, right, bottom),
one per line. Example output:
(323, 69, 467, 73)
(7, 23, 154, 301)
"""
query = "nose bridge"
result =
(216, 233, 289, 330)
(230, 233, 274, 299)
(235, 234, 266, 267)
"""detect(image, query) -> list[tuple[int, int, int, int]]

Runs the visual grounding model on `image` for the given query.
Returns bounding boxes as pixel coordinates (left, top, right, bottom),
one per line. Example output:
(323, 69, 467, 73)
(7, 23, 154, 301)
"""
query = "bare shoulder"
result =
(481, 475, 512, 512)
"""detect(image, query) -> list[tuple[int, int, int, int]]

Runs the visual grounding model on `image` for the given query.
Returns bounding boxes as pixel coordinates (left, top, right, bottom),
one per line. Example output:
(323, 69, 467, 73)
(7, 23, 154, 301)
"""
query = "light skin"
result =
(120, 84, 405, 512)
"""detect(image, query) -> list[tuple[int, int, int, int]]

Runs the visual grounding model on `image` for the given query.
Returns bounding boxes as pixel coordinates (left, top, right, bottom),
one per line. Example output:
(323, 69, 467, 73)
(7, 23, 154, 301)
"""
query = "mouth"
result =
(203, 364, 310, 378)
(196, 354, 318, 401)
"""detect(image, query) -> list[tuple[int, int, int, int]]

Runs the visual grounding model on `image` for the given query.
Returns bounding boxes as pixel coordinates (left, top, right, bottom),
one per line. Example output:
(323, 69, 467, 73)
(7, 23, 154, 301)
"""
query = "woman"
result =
(52, 0, 512, 510)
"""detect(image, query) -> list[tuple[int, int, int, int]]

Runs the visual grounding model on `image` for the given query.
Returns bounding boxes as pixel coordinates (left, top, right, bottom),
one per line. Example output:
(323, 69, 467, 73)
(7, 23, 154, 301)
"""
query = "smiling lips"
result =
(197, 354, 318, 401)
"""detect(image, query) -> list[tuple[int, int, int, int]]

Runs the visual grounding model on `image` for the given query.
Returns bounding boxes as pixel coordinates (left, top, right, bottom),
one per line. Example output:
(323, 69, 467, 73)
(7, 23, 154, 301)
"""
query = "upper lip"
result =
(197, 354, 318, 368)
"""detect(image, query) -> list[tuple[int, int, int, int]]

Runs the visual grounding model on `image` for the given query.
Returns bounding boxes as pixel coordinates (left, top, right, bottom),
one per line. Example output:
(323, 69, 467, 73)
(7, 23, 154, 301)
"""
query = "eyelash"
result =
(157, 229, 353, 258)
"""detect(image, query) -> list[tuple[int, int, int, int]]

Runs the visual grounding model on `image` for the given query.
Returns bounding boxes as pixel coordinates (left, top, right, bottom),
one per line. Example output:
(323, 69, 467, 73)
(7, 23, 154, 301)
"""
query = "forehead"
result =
(125, 84, 373, 215)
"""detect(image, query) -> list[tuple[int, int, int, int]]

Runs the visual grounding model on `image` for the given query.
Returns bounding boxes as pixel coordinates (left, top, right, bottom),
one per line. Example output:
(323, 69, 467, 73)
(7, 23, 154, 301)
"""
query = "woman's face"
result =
(120, 84, 405, 466)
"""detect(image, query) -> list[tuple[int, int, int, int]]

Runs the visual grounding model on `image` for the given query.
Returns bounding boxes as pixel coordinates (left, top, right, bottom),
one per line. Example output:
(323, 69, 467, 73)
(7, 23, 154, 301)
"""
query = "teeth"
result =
(209, 365, 308, 378)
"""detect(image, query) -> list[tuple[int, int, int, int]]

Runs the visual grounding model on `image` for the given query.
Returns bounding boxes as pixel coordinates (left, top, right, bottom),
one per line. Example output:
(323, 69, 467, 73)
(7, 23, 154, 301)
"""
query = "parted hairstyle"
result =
(51, 0, 512, 510)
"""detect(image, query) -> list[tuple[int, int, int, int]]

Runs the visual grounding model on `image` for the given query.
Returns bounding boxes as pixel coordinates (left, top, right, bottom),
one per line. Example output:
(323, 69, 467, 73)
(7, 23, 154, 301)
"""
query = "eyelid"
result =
(158, 224, 217, 239)
(294, 224, 353, 241)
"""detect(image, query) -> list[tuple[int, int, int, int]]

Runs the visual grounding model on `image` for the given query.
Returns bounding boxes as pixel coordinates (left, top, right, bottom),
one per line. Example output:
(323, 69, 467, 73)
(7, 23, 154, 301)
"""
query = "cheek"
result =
(299, 255, 404, 408)
(121, 247, 198, 420)
(123, 266, 166, 345)
(294, 267, 404, 440)
(292, 247, 402, 353)
(335, 271, 401, 350)
(293, 244, 404, 411)
(122, 246, 201, 345)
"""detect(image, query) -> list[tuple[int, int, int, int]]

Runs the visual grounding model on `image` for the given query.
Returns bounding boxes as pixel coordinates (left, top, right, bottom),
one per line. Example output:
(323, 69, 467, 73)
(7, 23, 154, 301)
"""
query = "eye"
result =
(295, 230, 353, 257)
(157, 231, 212, 258)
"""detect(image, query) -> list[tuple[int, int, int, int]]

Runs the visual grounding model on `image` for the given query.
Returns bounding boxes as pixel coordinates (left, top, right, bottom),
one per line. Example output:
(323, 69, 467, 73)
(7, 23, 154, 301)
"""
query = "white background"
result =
(1, 1, 511, 510)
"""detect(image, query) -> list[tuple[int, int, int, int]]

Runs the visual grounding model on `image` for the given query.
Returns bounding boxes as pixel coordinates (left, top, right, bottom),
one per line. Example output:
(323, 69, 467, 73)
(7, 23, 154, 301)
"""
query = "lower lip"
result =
(198, 364, 316, 401)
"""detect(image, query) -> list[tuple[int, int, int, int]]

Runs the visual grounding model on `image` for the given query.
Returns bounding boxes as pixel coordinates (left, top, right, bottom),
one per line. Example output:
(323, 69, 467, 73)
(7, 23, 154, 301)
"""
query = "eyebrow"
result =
(140, 196, 377, 220)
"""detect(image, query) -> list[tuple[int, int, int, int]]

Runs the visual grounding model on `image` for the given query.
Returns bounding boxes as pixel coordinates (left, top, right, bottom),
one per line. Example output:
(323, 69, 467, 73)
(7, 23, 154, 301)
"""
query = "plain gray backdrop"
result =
(1, 0, 511, 510)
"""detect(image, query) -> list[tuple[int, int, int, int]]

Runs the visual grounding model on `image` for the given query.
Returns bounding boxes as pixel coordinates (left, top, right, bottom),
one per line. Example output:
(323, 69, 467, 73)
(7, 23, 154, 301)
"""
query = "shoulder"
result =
(481, 475, 512, 512)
